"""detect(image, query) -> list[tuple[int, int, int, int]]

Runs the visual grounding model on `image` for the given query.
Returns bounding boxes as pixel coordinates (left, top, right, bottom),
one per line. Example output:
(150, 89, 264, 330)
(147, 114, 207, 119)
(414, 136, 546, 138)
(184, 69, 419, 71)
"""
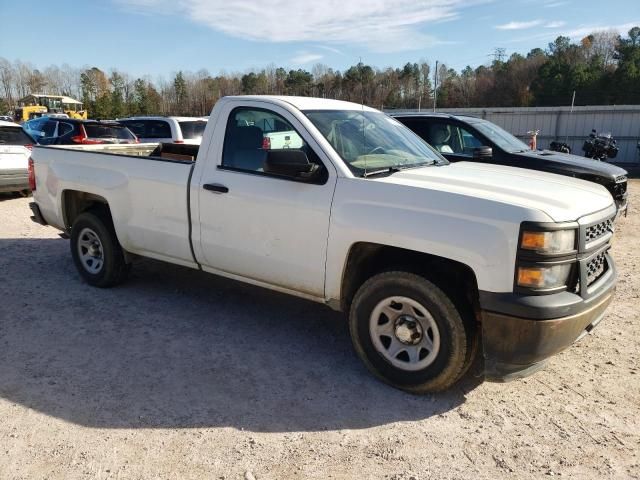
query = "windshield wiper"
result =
(362, 166, 401, 178)
(403, 160, 437, 168)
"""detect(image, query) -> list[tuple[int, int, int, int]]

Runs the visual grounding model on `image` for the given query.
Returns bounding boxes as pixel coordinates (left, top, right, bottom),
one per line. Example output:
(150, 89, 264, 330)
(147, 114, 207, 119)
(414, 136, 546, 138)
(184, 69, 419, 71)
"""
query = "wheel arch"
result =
(61, 189, 111, 233)
(339, 242, 481, 324)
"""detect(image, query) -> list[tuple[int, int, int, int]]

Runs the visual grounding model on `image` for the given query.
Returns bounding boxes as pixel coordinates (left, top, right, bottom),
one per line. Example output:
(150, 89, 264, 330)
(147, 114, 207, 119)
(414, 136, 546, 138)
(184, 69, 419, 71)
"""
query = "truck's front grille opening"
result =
(586, 217, 614, 244)
(586, 252, 607, 286)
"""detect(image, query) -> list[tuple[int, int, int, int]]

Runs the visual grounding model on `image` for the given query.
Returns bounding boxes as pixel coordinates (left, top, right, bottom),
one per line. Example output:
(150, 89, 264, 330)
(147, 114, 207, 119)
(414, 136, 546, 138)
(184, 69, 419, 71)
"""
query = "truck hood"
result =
(517, 149, 627, 180)
(377, 162, 614, 222)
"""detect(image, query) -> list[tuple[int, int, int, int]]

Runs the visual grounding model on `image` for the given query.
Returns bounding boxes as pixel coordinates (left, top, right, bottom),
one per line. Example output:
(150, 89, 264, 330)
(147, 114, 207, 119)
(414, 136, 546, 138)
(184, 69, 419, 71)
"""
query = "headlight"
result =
(520, 229, 575, 254)
(517, 264, 572, 289)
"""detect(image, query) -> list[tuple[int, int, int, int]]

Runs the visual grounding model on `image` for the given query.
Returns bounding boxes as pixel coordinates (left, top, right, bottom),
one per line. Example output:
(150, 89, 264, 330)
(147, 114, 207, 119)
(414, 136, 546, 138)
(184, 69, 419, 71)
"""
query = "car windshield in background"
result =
(84, 124, 136, 142)
(304, 110, 445, 176)
(179, 121, 207, 139)
(473, 120, 530, 153)
(0, 127, 34, 145)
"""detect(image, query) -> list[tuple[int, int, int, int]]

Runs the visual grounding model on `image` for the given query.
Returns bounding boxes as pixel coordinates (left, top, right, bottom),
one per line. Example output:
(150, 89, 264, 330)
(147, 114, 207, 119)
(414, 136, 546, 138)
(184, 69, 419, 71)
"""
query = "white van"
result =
(118, 116, 208, 145)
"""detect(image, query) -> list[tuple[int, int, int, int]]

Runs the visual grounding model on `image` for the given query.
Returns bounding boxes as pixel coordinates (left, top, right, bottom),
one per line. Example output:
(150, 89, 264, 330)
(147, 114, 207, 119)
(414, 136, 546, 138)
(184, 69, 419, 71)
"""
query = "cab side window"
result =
(222, 107, 318, 174)
(458, 127, 482, 155)
(38, 120, 60, 145)
(41, 120, 57, 138)
(23, 118, 46, 138)
(427, 122, 483, 156)
(57, 122, 74, 137)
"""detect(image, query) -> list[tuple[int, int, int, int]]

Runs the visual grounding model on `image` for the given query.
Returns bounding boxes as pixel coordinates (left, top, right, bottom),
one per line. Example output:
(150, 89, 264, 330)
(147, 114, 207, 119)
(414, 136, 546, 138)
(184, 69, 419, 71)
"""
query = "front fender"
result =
(324, 177, 552, 304)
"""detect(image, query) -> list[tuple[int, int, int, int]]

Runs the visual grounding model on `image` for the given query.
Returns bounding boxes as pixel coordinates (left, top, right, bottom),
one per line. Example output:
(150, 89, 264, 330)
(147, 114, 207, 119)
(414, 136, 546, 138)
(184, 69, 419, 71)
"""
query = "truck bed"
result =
(32, 143, 200, 268)
(49, 142, 199, 162)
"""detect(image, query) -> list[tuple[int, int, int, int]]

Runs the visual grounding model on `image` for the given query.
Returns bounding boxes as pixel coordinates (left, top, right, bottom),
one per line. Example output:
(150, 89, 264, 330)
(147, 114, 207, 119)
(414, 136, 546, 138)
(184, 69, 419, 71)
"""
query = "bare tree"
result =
(0, 58, 14, 107)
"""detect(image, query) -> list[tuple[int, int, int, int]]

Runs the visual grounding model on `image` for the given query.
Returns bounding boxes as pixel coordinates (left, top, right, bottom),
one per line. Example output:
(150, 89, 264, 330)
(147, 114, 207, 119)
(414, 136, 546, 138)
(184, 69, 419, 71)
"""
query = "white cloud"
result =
(545, 21, 566, 28)
(495, 20, 544, 30)
(115, 0, 487, 52)
(290, 52, 324, 65)
(561, 23, 639, 40)
(543, 1, 568, 7)
(315, 45, 344, 55)
(511, 22, 640, 43)
(496, 19, 571, 32)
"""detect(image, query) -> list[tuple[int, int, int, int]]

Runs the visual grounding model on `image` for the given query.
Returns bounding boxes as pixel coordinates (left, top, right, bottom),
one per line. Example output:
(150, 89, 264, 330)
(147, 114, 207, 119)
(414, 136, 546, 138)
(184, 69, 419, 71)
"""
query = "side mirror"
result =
(264, 149, 320, 181)
(473, 146, 492, 160)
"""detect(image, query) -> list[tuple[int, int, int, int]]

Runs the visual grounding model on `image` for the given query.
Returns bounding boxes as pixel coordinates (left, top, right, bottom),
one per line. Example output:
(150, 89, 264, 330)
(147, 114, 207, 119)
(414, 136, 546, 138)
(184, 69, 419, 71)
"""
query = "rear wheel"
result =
(349, 271, 470, 393)
(70, 211, 130, 287)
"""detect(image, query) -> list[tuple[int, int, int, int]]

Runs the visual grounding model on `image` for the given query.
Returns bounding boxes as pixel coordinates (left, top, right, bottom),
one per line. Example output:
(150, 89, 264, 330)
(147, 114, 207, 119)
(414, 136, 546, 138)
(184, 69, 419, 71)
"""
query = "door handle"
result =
(203, 183, 229, 193)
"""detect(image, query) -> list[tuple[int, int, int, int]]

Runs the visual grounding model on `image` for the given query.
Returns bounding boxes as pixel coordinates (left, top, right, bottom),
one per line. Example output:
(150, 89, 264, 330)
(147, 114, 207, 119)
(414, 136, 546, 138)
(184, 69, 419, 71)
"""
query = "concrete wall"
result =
(388, 105, 640, 164)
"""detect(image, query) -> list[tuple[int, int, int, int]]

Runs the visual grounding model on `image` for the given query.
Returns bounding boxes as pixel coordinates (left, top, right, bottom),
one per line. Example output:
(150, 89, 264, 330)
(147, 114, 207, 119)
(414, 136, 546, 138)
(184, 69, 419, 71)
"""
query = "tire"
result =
(70, 211, 130, 288)
(349, 271, 469, 393)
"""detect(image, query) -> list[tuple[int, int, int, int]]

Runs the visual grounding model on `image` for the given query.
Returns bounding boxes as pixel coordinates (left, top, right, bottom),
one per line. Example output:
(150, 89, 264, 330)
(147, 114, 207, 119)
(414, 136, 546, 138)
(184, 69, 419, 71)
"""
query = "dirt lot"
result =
(0, 182, 639, 480)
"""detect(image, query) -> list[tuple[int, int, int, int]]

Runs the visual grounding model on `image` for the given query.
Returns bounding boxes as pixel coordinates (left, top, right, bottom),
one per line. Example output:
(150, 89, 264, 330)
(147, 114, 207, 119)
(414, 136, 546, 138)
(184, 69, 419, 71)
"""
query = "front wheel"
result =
(349, 271, 470, 393)
(70, 211, 130, 288)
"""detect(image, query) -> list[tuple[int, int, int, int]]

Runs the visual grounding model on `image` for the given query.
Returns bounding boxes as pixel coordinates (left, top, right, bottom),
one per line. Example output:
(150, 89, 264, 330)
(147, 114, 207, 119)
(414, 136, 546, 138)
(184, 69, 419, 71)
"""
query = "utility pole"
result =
(433, 60, 438, 112)
(493, 47, 506, 62)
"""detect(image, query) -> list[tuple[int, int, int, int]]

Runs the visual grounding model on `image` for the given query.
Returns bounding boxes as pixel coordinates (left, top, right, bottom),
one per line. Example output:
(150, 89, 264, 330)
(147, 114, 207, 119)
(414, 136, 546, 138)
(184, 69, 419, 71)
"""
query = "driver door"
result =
(194, 103, 337, 297)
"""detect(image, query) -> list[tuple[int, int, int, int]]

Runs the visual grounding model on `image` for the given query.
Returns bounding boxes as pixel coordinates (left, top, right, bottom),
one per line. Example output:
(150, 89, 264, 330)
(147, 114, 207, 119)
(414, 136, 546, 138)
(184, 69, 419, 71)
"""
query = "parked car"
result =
(0, 120, 35, 194)
(392, 113, 628, 214)
(0, 115, 15, 123)
(29, 96, 618, 393)
(118, 116, 208, 144)
(23, 117, 138, 145)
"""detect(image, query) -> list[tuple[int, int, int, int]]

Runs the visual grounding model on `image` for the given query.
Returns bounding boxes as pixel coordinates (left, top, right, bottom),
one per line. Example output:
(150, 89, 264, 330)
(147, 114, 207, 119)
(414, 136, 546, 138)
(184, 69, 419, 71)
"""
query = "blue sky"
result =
(0, 0, 638, 79)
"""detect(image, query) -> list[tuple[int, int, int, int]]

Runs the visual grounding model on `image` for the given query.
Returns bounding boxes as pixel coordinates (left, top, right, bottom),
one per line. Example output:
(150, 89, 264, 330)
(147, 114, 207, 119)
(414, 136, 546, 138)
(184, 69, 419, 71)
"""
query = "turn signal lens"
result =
(517, 267, 543, 287)
(521, 231, 547, 250)
(517, 264, 572, 289)
(520, 229, 575, 254)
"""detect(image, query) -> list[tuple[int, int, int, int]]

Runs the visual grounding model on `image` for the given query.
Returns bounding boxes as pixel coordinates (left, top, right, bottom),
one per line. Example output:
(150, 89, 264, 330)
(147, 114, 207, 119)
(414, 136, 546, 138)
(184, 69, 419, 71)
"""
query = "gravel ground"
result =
(0, 182, 639, 480)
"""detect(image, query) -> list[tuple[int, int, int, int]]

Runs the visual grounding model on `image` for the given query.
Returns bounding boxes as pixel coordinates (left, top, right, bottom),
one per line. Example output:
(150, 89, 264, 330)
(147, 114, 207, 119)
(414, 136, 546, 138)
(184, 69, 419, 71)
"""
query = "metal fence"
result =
(388, 105, 640, 164)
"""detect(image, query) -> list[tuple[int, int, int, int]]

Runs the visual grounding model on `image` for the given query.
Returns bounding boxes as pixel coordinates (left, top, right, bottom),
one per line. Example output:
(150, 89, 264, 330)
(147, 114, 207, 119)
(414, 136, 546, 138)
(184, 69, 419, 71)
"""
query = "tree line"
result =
(0, 26, 638, 119)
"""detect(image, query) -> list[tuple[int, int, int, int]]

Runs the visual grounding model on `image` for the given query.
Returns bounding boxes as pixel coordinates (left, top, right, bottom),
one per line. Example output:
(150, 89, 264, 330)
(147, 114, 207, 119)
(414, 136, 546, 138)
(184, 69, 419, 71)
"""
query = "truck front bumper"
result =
(478, 259, 616, 381)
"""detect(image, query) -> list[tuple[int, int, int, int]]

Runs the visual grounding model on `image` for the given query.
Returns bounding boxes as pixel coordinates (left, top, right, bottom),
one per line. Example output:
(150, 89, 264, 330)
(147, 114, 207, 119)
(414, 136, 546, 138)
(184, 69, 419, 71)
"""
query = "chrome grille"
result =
(585, 217, 614, 244)
(586, 252, 607, 285)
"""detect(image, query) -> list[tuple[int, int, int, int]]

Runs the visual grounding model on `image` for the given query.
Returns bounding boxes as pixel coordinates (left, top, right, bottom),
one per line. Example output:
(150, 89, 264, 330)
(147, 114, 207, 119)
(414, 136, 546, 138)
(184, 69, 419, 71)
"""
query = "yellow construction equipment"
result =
(14, 94, 87, 122)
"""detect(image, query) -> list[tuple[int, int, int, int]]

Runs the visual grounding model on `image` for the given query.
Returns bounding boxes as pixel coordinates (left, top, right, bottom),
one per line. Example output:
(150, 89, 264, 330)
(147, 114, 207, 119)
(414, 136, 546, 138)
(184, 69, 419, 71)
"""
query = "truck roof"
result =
(225, 95, 379, 112)
(389, 112, 482, 123)
(118, 116, 208, 122)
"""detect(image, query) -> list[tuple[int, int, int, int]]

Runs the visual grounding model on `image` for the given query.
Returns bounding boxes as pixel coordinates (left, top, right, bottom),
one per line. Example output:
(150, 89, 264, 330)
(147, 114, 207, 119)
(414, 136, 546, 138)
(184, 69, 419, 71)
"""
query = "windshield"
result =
(473, 120, 529, 153)
(304, 110, 445, 176)
(179, 120, 207, 140)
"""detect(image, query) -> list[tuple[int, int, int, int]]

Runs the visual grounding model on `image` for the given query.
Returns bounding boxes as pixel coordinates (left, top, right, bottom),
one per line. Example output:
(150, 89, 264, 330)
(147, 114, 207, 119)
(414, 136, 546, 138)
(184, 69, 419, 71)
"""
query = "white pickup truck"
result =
(29, 96, 618, 393)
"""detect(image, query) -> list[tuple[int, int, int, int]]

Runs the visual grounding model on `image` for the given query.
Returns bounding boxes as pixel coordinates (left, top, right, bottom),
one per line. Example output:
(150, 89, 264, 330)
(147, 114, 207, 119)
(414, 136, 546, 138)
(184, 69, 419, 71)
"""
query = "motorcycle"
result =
(549, 140, 571, 154)
(583, 129, 618, 161)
